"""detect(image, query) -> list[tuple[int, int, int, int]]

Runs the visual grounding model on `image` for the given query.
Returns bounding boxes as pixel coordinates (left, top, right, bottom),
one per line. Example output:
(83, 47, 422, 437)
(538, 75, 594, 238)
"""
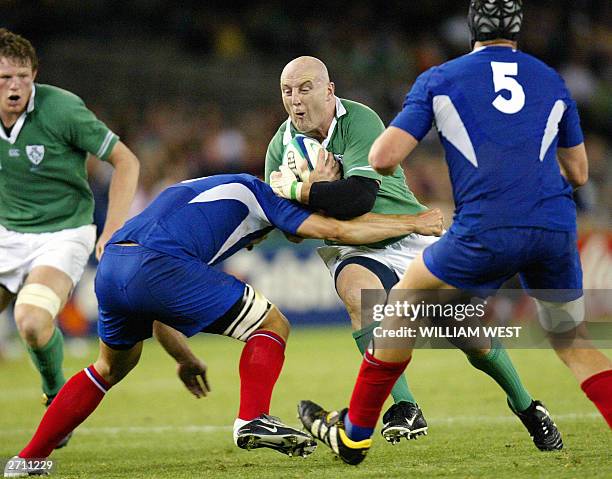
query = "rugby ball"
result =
(282, 135, 325, 182)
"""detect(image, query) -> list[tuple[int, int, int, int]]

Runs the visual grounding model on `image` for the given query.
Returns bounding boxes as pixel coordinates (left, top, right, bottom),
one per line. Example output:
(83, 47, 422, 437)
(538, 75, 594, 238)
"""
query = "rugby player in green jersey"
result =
(267, 57, 540, 445)
(266, 56, 435, 441)
(0, 28, 139, 448)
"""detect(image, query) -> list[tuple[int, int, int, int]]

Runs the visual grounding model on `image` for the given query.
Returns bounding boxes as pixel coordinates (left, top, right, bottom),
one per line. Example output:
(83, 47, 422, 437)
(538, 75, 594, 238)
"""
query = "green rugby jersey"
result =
(0, 84, 118, 233)
(265, 97, 427, 247)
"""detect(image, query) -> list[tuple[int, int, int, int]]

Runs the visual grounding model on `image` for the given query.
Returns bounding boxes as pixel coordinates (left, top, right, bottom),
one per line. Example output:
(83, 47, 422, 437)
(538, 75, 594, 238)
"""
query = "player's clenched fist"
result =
(270, 164, 303, 201)
(413, 208, 444, 237)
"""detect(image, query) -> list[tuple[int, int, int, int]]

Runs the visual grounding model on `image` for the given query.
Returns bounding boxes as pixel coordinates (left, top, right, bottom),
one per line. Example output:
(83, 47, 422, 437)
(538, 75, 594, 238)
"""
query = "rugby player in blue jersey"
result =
(4, 173, 443, 475)
(298, 0, 612, 465)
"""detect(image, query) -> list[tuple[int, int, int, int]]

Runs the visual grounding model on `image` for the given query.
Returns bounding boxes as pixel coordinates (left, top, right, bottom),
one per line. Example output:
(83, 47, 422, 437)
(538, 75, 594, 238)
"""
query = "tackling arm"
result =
(557, 143, 588, 188)
(296, 209, 443, 245)
(369, 126, 419, 176)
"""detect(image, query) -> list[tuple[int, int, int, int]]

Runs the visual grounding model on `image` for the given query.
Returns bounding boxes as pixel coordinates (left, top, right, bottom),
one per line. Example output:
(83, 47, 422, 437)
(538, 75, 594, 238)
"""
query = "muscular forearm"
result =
(297, 209, 442, 244)
(153, 322, 197, 364)
(334, 213, 420, 244)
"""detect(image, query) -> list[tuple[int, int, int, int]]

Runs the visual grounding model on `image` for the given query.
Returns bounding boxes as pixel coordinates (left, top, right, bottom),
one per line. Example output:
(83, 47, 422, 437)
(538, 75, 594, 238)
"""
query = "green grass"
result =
(1, 327, 610, 478)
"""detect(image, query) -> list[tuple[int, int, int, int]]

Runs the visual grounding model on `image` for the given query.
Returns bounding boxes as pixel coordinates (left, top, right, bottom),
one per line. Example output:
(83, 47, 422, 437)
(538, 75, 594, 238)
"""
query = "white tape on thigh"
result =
(15, 283, 62, 318)
(535, 296, 585, 333)
(223, 285, 272, 341)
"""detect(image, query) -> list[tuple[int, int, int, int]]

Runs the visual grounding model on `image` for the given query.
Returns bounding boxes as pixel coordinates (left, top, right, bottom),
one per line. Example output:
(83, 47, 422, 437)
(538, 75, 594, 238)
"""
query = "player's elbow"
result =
(109, 142, 140, 173)
(572, 169, 588, 187)
(332, 194, 376, 220)
(309, 177, 378, 219)
(564, 164, 588, 188)
(368, 147, 396, 176)
(558, 144, 588, 188)
(370, 127, 419, 175)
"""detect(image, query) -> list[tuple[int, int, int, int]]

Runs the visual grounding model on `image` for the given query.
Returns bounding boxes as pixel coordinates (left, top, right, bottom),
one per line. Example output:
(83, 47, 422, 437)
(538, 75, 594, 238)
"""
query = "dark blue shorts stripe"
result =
(334, 256, 399, 292)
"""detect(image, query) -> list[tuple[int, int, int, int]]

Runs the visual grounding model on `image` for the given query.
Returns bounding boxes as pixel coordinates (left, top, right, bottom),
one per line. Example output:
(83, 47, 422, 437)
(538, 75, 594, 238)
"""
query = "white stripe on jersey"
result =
(0, 86, 37, 144)
(188, 183, 271, 264)
(282, 119, 293, 146)
(96, 131, 116, 158)
(346, 165, 376, 174)
(539, 100, 566, 161)
(282, 96, 347, 147)
(433, 95, 478, 168)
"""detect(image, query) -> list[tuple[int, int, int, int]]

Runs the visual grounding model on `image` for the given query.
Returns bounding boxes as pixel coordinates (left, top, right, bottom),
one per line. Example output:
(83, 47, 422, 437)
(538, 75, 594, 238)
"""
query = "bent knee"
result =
(339, 284, 362, 310)
(15, 283, 62, 319)
(464, 347, 491, 358)
(536, 297, 584, 334)
(93, 357, 136, 386)
(92, 361, 124, 386)
(259, 306, 290, 341)
(336, 284, 366, 326)
(14, 306, 54, 347)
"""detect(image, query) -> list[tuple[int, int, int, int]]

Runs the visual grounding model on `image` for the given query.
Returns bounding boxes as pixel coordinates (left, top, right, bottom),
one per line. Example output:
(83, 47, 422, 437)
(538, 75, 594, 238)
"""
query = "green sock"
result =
(352, 322, 417, 404)
(27, 327, 66, 397)
(466, 341, 532, 412)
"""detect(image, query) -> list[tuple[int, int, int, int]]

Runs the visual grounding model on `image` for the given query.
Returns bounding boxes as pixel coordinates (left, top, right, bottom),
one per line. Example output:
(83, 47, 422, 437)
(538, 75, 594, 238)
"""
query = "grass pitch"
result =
(1, 327, 610, 478)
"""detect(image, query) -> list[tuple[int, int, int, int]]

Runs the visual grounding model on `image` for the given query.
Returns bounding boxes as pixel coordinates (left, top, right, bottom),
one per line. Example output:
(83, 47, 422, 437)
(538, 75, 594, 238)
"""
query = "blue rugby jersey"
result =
(391, 46, 584, 235)
(110, 174, 311, 265)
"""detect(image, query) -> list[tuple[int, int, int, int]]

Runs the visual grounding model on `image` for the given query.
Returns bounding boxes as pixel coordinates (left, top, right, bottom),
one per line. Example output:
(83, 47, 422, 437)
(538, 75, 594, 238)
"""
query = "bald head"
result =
(280, 56, 330, 85)
(280, 56, 336, 138)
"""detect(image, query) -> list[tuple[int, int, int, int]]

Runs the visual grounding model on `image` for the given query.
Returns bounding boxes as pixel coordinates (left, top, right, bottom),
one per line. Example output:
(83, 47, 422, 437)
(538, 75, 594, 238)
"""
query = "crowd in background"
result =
(3, 1, 611, 228)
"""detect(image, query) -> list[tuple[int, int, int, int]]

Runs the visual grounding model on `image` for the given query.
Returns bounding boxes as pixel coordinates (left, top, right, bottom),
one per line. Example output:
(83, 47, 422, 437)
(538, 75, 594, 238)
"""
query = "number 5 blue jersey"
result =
(391, 46, 584, 235)
(109, 174, 312, 265)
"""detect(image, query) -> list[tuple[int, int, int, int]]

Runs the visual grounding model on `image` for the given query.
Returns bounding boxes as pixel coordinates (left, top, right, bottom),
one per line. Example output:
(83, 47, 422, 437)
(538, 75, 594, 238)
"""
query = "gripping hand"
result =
(270, 164, 303, 201)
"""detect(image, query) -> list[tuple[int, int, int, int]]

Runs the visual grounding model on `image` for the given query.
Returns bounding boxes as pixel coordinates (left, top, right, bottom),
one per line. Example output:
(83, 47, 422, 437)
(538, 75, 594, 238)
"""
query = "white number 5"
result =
(491, 62, 525, 114)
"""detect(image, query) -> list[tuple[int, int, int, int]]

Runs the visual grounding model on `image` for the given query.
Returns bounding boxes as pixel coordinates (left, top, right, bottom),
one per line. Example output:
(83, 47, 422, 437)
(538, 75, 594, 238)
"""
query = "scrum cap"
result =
(468, 0, 523, 46)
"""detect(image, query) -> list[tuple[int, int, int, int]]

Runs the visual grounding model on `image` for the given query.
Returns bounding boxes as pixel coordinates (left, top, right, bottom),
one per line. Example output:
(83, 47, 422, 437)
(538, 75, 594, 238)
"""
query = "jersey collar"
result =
(0, 84, 36, 144)
(283, 96, 347, 146)
(471, 45, 518, 54)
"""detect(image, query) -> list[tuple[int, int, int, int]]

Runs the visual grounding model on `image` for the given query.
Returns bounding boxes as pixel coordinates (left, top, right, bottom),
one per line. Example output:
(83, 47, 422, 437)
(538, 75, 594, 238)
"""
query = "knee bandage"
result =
(15, 284, 62, 318)
(535, 296, 585, 333)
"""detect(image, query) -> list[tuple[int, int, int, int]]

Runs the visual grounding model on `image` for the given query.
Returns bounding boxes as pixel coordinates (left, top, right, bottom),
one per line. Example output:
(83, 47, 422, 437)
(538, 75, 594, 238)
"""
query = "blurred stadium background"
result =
(1, 2, 611, 477)
(0, 0, 610, 345)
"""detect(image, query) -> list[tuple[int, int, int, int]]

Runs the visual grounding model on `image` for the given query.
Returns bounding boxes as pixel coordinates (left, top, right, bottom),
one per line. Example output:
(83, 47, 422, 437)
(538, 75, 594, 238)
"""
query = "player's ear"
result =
(328, 82, 335, 98)
(32, 69, 38, 81)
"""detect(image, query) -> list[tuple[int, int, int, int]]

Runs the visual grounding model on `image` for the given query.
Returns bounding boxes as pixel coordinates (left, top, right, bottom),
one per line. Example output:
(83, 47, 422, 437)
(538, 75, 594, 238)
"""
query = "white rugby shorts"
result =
(0, 224, 96, 293)
(317, 233, 440, 280)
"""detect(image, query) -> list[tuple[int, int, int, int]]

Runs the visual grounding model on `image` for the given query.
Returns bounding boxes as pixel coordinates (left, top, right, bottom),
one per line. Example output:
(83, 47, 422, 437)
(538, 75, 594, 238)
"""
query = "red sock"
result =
(20, 365, 110, 458)
(581, 369, 612, 429)
(238, 330, 286, 421)
(348, 351, 410, 428)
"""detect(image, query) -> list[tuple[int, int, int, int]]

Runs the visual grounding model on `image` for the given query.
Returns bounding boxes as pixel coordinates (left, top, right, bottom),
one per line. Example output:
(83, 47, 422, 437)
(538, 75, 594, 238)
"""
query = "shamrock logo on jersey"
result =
(26, 145, 45, 165)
